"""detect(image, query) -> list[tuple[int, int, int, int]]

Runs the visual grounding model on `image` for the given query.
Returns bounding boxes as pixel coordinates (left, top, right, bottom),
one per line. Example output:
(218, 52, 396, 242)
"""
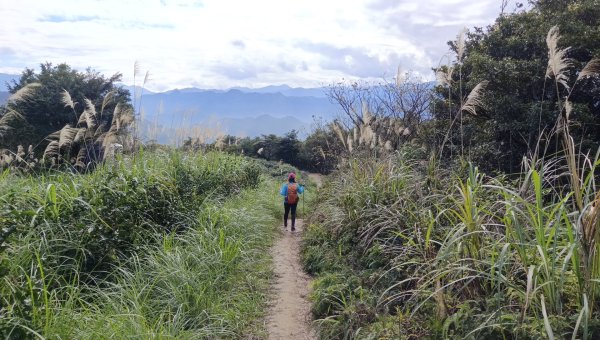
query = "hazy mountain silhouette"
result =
(0, 73, 336, 139)
(139, 88, 335, 124)
(0, 74, 18, 91)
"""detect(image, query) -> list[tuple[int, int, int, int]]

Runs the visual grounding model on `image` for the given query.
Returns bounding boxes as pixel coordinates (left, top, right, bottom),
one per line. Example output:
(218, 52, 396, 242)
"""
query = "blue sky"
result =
(0, 0, 524, 91)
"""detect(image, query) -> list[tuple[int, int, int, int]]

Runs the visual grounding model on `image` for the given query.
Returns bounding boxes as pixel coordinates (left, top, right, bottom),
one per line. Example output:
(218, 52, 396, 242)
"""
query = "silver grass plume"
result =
(61, 89, 75, 109)
(332, 120, 347, 149)
(43, 141, 59, 161)
(436, 67, 454, 86)
(460, 80, 489, 116)
(362, 102, 374, 125)
(456, 27, 468, 63)
(16, 145, 25, 161)
(79, 98, 97, 129)
(0, 109, 24, 137)
(73, 128, 87, 143)
(94, 123, 107, 141)
(112, 103, 123, 131)
(545, 26, 572, 90)
(75, 148, 87, 168)
(8, 83, 41, 103)
(577, 59, 600, 81)
(347, 135, 354, 152)
(564, 100, 573, 120)
(58, 124, 78, 148)
(100, 89, 116, 115)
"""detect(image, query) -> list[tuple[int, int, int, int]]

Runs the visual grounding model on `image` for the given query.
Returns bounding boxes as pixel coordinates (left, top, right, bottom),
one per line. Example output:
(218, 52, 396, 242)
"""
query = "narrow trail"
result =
(266, 173, 322, 339)
(266, 220, 315, 339)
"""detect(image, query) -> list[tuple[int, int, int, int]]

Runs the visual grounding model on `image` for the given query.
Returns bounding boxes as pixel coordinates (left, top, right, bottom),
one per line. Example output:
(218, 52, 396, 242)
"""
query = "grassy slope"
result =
(0, 151, 285, 338)
(301, 149, 600, 339)
(46, 183, 279, 339)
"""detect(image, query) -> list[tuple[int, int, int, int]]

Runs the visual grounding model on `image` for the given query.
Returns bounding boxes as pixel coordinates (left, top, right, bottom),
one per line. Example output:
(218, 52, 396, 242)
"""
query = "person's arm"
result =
(298, 184, 305, 194)
(280, 184, 287, 196)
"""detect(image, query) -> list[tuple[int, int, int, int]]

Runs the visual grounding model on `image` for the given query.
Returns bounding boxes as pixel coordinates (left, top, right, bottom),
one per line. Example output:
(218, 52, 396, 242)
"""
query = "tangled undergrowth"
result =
(0, 150, 280, 338)
(302, 146, 600, 339)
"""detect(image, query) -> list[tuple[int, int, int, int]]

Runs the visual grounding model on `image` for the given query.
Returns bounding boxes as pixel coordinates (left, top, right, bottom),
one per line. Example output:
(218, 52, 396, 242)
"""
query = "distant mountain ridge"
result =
(0, 74, 18, 91)
(137, 87, 335, 142)
(1, 73, 336, 141)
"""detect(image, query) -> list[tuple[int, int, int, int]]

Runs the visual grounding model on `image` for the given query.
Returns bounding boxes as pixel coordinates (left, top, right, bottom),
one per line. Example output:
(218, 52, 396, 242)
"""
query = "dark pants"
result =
(284, 202, 297, 228)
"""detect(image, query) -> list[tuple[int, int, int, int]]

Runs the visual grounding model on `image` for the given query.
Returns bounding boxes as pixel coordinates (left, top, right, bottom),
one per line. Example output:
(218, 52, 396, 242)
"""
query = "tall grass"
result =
(302, 149, 597, 338)
(0, 150, 276, 338)
(301, 26, 600, 339)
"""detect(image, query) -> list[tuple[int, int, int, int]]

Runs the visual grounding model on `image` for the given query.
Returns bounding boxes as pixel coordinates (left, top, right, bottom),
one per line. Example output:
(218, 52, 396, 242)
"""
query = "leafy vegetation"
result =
(2, 63, 132, 154)
(215, 126, 344, 174)
(432, 0, 600, 173)
(301, 1, 600, 338)
(302, 147, 600, 338)
(0, 151, 278, 338)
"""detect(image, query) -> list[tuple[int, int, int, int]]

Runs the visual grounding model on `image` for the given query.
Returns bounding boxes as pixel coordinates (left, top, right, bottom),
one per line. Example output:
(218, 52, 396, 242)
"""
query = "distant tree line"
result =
(198, 128, 344, 174)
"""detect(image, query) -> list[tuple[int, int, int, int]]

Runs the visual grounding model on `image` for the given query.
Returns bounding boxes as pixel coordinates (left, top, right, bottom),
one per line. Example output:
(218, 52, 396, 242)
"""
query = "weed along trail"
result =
(266, 219, 315, 339)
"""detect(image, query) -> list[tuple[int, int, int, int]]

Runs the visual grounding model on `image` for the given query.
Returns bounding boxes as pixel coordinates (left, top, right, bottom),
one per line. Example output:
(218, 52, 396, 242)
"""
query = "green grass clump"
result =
(301, 147, 600, 339)
(0, 150, 277, 338)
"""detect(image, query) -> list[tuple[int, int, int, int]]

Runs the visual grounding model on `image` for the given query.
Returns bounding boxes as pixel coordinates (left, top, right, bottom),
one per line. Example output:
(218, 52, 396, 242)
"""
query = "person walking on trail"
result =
(280, 172, 304, 231)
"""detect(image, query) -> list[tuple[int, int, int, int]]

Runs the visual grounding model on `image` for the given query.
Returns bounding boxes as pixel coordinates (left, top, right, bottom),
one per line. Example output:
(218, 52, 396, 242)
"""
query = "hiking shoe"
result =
(291, 226, 296, 232)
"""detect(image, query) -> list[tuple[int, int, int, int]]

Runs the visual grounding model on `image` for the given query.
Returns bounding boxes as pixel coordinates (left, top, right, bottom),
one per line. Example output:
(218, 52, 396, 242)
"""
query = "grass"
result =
(301, 146, 600, 339)
(0, 149, 279, 338)
(299, 25, 600, 339)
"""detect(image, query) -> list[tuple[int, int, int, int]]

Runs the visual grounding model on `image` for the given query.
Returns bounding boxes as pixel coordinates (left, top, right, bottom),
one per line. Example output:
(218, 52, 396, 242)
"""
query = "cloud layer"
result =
(0, 0, 513, 91)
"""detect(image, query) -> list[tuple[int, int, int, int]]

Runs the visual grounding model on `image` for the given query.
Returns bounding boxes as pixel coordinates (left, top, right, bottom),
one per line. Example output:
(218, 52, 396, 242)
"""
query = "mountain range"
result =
(1, 73, 338, 142)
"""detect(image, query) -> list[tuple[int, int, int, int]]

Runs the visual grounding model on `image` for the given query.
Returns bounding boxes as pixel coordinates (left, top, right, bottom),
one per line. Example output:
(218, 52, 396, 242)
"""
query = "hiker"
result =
(280, 172, 304, 231)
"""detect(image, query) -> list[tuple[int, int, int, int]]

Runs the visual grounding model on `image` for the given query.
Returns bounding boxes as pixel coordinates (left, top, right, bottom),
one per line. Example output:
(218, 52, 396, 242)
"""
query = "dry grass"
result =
(546, 26, 572, 90)
(0, 110, 24, 138)
(61, 89, 75, 109)
(460, 80, 489, 116)
(7, 82, 41, 103)
(456, 27, 468, 63)
(577, 59, 600, 81)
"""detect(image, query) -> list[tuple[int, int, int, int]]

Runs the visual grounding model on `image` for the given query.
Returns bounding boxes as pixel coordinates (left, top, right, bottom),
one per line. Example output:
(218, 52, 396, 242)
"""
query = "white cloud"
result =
(0, 0, 515, 91)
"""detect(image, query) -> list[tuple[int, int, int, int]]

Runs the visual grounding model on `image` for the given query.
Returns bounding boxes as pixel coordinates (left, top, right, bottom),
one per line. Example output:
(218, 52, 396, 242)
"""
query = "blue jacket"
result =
(280, 182, 304, 203)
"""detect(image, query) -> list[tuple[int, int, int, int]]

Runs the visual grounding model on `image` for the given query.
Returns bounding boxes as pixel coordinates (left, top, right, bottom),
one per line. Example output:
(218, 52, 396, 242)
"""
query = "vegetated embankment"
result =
(301, 147, 600, 339)
(0, 151, 280, 338)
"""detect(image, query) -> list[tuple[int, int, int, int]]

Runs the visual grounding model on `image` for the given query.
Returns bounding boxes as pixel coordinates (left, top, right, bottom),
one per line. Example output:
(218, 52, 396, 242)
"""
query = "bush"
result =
(0, 150, 270, 338)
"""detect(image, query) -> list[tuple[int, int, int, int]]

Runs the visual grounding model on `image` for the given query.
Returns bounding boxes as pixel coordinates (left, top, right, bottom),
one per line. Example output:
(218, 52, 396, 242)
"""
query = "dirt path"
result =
(266, 219, 316, 339)
(308, 173, 323, 187)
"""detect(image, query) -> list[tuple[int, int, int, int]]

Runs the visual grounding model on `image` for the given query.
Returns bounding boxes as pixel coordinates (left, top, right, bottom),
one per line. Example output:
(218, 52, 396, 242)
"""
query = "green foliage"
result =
(301, 148, 600, 339)
(218, 124, 345, 174)
(433, 0, 600, 173)
(0, 151, 273, 338)
(1, 63, 132, 154)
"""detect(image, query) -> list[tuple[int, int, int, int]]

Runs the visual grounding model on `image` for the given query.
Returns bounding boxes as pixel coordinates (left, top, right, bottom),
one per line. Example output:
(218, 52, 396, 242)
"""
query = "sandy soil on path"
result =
(307, 173, 323, 187)
(266, 219, 316, 340)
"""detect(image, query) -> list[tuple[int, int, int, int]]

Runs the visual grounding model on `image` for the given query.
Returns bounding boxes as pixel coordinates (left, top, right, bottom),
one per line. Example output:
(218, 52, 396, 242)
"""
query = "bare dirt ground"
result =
(308, 173, 323, 187)
(266, 219, 316, 339)
(266, 173, 323, 339)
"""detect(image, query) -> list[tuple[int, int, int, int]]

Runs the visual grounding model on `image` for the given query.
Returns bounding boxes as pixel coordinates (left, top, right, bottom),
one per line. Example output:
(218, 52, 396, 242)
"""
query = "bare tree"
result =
(326, 71, 433, 152)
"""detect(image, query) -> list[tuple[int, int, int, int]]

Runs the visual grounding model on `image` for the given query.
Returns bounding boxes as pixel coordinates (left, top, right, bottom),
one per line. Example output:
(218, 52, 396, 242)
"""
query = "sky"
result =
(0, 0, 524, 92)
